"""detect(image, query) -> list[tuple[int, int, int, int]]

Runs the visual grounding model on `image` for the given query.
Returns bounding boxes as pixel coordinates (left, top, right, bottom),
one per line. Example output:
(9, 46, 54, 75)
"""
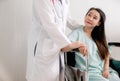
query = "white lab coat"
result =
(26, 0, 80, 81)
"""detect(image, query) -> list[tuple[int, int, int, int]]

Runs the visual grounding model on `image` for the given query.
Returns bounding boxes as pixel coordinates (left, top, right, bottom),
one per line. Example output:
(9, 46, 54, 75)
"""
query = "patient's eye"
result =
(88, 13, 91, 17)
(93, 16, 98, 20)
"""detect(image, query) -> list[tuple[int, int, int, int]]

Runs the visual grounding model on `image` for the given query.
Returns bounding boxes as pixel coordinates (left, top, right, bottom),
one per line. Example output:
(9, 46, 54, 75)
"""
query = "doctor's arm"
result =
(61, 41, 87, 52)
(67, 15, 81, 30)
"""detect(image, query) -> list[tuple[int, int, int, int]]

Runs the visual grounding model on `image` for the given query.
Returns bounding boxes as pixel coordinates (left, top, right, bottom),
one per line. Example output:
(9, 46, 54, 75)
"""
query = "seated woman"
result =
(62, 7, 120, 81)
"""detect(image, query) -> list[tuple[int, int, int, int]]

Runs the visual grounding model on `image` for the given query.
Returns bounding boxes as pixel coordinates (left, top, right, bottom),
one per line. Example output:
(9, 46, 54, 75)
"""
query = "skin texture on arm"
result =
(61, 41, 84, 52)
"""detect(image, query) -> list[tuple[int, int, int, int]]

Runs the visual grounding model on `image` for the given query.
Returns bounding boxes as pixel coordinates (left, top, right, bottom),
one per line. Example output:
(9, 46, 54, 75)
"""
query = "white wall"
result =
(0, 0, 120, 81)
(0, 0, 31, 81)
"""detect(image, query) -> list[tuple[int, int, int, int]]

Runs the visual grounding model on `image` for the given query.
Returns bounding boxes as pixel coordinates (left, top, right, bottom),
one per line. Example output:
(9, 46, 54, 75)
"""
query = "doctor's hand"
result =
(102, 69, 109, 79)
(78, 44, 88, 56)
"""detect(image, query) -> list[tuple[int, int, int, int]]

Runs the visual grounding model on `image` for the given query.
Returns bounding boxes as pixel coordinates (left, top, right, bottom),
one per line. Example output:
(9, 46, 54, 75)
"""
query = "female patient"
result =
(62, 7, 120, 81)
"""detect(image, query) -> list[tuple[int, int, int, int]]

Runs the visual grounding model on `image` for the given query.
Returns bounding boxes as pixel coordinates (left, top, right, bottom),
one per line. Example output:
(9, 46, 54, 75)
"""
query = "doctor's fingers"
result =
(78, 46, 88, 56)
(78, 48, 85, 55)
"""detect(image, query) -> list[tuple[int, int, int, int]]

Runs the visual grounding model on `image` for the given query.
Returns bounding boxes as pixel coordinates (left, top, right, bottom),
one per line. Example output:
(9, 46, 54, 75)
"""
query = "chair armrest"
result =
(108, 42, 120, 47)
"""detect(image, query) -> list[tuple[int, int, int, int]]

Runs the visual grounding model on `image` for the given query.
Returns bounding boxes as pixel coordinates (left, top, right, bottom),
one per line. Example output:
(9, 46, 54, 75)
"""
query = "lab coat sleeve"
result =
(34, 0, 71, 49)
(67, 13, 81, 30)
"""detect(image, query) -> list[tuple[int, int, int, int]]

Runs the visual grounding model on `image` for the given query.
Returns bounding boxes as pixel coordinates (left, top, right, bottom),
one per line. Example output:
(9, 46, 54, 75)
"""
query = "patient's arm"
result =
(102, 53, 110, 79)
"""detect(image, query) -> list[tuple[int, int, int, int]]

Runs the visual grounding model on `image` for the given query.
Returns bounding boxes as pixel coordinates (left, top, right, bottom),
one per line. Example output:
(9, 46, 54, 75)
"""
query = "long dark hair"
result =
(86, 7, 109, 60)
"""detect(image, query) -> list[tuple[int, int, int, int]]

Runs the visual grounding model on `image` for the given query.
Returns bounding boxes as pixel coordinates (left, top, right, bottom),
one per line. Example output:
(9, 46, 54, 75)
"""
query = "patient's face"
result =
(84, 9, 101, 28)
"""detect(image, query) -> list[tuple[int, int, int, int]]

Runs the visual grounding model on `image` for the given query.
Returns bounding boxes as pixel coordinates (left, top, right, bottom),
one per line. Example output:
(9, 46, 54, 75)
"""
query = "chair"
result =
(64, 49, 88, 81)
(108, 42, 120, 77)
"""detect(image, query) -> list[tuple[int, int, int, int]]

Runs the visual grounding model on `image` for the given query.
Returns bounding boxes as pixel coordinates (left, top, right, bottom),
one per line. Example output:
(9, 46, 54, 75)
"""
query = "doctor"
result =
(26, 0, 86, 81)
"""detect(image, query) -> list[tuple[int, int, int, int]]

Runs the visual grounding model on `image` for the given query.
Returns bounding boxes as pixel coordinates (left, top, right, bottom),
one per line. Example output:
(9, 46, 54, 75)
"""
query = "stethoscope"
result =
(52, 0, 63, 19)
(52, 0, 62, 4)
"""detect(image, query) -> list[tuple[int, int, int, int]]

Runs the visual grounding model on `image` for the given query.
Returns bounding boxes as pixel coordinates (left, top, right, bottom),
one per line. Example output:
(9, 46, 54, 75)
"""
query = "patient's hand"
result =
(102, 69, 109, 79)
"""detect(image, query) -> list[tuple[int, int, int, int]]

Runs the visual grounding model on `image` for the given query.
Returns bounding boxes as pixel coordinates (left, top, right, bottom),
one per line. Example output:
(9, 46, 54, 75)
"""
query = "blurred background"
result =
(0, 0, 120, 81)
